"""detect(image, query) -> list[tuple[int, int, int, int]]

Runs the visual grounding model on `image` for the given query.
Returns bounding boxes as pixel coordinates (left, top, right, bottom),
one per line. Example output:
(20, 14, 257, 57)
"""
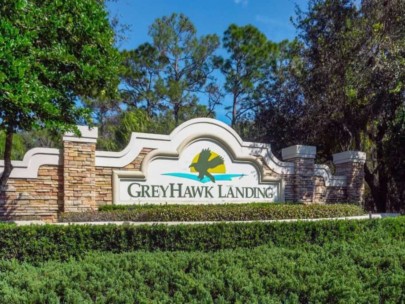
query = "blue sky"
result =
(106, 0, 308, 122)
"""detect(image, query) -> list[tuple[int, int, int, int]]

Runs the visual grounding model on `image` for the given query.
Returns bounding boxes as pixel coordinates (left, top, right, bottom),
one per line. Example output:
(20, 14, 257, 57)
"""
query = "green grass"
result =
(60, 203, 365, 222)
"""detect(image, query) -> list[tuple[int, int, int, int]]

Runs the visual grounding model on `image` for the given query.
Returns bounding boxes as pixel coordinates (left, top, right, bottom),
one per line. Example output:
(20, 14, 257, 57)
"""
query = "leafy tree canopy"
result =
(220, 24, 281, 127)
(0, 0, 120, 188)
(255, 0, 405, 212)
(120, 13, 221, 126)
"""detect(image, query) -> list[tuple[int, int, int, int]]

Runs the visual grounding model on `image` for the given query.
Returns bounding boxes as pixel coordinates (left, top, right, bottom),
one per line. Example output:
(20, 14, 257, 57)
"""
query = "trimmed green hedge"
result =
(0, 239, 404, 303)
(60, 203, 365, 222)
(0, 217, 404, 263)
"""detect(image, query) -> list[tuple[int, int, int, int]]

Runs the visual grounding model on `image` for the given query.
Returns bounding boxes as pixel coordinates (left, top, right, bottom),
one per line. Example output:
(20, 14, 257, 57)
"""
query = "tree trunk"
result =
(174, 103, 180, 126)
(376, 137, 389, 212)
(0, 128, 14, 194)
(364, 164, 385, 212)
(363, 121, 390, 212)
(231, 94, 237, 128)
(364, 162, 389, 213)
(146, 100, 153, 117)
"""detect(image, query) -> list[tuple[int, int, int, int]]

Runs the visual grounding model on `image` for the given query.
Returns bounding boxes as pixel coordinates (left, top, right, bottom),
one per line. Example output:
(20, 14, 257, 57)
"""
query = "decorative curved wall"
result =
(0, 118, 366, 221)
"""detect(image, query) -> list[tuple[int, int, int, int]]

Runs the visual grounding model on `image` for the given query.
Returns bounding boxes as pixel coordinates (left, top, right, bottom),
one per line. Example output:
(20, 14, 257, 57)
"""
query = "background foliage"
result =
(1, 0, 403, 212)
(254, 0, 405, 212)
(0, 0, 120, 190)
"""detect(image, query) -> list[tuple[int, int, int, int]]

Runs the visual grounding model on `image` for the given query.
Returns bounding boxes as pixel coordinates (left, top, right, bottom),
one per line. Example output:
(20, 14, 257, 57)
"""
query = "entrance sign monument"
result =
(0, 118, 366, 221)
(114, 142, 283, 204)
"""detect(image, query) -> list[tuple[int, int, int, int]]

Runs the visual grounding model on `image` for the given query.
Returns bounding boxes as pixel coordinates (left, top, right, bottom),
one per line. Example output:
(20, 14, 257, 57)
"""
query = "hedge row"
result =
(60, 203, 365, 222)
(0, 217, 404, 263)
(1, 239, 404, 303)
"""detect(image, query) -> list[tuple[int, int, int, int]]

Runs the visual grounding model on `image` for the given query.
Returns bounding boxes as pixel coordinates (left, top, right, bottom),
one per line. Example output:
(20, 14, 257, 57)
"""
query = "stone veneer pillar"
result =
(63, 126, 98, 212)
(333, 151, 366, 203)
(282, 145, 316, 203)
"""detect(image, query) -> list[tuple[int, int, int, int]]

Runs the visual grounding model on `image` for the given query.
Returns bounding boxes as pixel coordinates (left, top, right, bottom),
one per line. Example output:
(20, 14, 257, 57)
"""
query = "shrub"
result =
(0, 239, 404, 303)
(60, 203, 365, 222)
(0, 217, 404, 263)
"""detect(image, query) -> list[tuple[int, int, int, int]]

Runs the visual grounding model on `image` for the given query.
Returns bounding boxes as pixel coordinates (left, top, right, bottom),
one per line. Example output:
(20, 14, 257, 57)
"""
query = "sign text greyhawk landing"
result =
(127, 182, 275, 199)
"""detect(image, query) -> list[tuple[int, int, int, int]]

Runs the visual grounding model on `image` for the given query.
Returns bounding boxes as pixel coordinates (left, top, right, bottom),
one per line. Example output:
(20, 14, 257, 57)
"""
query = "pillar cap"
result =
(282, 145, 316, 160)
(63, 126, 98, 143)
(333, 151, 366, 164)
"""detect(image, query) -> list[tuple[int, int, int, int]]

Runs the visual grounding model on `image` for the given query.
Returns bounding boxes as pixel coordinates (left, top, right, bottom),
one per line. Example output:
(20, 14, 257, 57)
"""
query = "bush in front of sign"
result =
(0, 217, 404, 264)
(60, 203, 365, 222)
(0, 233, 404, 303)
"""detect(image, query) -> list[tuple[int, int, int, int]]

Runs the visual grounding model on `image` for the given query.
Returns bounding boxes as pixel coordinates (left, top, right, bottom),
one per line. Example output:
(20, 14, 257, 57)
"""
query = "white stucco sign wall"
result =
(110, 118, 292, 204)
(114, 140, 282, 204)
(0, 118, 367, 220)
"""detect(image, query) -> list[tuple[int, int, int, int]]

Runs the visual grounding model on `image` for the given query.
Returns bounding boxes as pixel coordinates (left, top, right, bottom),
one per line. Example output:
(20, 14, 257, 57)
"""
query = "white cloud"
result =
(234, 0, 249, 6)
(255, 15, 291, 28)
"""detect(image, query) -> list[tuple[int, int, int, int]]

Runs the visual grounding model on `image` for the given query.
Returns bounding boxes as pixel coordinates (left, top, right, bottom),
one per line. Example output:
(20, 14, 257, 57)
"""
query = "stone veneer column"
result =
(333, 151, 366, 203)
(282, 145, 316, 203)
(63, 126, 98, 212)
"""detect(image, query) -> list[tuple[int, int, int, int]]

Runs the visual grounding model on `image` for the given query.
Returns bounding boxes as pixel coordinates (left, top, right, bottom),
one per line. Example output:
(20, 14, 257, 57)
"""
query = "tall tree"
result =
(295, 0, 405, 211)
(293, 0, 364, 154)
(122, 13, 220, 126)
(0, 0, 120, 190)
(357, 0, 405, 211)
(121, 44, 166, 116)
(252, 40, 307, 152)
(220, 24, 279, 128)
(255, 0, 404, 211)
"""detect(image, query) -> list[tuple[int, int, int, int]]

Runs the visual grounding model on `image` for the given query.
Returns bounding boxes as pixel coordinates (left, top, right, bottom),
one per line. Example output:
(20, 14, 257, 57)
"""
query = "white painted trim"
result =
(281, 145, 317, 160)
(22, 213, 398, 226)
(96, 118, 295, 175)
(314, 164, 347, 187)
(0, 119, 293, 181)
(112, 168, 284, 204)
(0, 147, 61, 178)
(62, 137, 97, 143)
(112, 170, 145, 204)
(333, 151, 366, 164)
(63, 125, 98, 143)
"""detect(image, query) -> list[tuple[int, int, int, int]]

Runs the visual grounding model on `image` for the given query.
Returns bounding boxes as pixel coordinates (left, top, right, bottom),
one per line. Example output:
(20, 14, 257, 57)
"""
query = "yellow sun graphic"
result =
(190, 150, 226, 173)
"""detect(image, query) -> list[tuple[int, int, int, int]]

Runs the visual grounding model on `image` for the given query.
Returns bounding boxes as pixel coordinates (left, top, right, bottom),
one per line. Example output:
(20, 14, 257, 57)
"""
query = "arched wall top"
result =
(0, 148, 60, 178)
(314, 164, 347, 187)
(0, 119, 293, 179)
(0, 118, 367, 209)
(95, 118, 295, 175)
(0, 118, 349, 187)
